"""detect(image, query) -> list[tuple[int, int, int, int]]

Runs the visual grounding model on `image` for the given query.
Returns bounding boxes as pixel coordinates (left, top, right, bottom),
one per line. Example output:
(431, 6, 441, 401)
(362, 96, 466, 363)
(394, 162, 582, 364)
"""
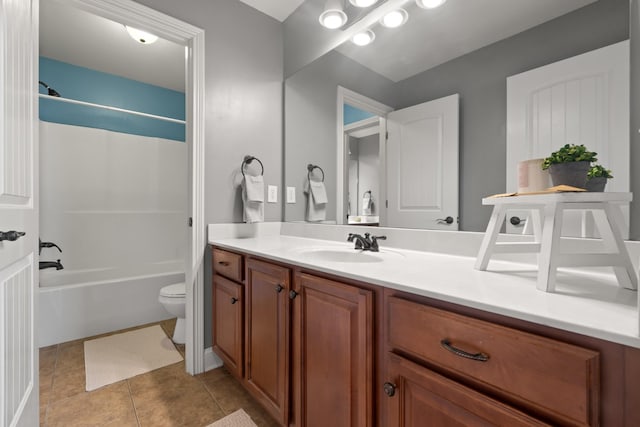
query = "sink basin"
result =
(294, 246, 404, 264)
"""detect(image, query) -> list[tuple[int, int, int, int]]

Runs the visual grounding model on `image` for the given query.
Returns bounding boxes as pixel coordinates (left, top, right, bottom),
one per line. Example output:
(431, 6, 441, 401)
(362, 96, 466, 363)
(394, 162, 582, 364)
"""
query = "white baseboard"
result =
(204, 347, 224, 371)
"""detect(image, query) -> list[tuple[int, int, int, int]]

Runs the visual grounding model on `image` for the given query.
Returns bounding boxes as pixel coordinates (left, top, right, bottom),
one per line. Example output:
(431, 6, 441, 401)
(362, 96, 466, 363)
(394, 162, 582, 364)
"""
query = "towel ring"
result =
(241, 155, 264, 177)
(307, 164, 325, 182)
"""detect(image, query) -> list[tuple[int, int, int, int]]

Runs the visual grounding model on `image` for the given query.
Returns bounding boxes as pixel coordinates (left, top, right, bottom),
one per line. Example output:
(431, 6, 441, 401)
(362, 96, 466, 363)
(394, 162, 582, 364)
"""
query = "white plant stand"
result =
(475, 192, 637, 292)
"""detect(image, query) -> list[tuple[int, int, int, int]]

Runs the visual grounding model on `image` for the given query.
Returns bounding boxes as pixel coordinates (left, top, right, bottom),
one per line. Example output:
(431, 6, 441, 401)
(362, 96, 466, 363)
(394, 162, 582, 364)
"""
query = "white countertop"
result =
(208, 230, 640, 348)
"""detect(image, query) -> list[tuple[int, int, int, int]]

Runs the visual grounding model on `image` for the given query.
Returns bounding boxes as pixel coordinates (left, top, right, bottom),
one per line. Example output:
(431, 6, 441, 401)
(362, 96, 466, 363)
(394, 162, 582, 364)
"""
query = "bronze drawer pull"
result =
(230, 297, 238, 304)
(441, 339, 489, 362)
(276, 284, 284, 293)
(218, 261, 230, 266)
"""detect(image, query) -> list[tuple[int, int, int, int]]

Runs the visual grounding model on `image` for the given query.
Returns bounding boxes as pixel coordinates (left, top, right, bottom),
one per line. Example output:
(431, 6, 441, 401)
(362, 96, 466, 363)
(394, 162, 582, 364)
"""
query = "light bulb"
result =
(352, 30, 375, 46)
(415, 0, 447, 9)
(319, 9, 348, 29)
(125, 26, 158, 44)
(349, 0, 379, 7)
(380, 9, 408, 28)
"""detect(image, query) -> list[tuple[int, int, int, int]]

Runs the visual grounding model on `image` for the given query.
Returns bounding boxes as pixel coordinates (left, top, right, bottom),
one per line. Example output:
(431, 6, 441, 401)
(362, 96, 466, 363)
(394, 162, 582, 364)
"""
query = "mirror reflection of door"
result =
(386, 94, 460, 230)
(338, 88, 460, 230)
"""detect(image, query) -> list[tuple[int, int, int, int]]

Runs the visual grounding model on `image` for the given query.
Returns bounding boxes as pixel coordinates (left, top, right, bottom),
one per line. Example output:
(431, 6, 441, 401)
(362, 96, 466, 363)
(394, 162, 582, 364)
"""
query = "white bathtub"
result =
(39, 262, 185, 347)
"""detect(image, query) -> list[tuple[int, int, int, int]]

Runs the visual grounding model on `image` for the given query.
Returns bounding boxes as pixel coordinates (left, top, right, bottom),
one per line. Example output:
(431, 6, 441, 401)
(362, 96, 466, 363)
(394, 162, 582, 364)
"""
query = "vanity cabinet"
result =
(212, 248, 245, 379)
(245, 257, 291, 426)
(383, 291, 601, 426)
(291, 272, 374, 427)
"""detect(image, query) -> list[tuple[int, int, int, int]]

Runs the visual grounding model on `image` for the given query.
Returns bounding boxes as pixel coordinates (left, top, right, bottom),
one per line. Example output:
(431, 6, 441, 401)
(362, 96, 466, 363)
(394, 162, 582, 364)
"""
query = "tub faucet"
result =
(39, 238, 62, 255)
(347, 233, 387, 252)
(39, 260, 63, 270)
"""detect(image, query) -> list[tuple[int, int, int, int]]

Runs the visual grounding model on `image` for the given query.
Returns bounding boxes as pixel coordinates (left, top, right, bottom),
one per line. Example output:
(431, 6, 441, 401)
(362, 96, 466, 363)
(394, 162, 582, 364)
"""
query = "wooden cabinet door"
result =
(245, 258, 291, 425)
(292, 272, 374, 427)
(384, 353, 550, 427)
(212, 274, 243, 379)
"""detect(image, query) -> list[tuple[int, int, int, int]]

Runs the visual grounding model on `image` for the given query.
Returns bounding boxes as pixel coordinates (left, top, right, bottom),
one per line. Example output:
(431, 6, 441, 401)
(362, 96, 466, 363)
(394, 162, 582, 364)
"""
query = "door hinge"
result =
(385, 200, 388, 208)
(385, 131, 389, 140)
(188, 217, 193, 227)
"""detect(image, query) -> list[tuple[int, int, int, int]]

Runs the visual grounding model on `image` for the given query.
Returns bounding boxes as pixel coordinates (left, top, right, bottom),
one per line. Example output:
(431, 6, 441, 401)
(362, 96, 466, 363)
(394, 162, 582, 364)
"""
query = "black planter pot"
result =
(548, 161, 590, 188)
(585, 177, 608, 192)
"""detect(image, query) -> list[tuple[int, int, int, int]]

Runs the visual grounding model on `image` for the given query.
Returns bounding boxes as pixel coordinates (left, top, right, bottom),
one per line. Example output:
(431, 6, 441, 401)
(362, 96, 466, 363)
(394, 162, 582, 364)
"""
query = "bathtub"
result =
(39, 262, 185, 347)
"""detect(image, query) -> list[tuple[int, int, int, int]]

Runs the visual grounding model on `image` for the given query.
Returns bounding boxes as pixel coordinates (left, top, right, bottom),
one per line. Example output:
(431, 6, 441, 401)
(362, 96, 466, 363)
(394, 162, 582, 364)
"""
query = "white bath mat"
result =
(206, 409, 258, 427)
(84, 325, 183, 391)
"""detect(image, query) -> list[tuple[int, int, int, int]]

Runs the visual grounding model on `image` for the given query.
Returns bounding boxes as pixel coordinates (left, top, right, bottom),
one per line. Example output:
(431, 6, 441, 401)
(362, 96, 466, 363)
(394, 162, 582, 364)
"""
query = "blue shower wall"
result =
(344, 104, 375, 125)
(39, 57, 185, 142)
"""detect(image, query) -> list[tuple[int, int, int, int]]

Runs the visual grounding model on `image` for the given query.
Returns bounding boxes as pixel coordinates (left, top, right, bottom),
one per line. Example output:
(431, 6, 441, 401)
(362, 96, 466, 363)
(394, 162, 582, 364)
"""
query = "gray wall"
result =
(632, 0, 640, 240)
(394, 0, 629, 232)
(136, 0, 283, 347)
(284, 50, 396, 223)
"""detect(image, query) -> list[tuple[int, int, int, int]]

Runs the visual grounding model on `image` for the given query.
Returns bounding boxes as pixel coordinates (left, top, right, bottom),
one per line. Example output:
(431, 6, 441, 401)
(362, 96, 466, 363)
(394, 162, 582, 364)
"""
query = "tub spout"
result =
(39, 260, 63, 270)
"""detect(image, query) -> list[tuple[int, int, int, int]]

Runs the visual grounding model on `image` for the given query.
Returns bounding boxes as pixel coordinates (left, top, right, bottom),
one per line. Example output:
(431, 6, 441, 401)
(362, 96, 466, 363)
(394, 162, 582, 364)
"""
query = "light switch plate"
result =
(287, 186, 296, 203)
(268, 185, 278, 203)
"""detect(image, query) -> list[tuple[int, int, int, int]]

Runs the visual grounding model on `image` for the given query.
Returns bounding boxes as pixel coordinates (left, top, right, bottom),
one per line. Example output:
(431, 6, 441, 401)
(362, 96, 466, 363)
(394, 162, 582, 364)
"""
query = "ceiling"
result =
(39, 0, 595, 91)
(333, 0, 596, 82)
(238, 0, 304, 22)
(39, 0, 185, 92)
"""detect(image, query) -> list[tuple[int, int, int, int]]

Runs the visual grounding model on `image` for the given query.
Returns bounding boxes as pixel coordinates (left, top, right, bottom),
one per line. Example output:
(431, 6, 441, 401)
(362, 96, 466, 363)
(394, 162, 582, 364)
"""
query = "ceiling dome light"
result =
(415, 0, 447, 9)
(351, 30, 376, 46)
(380, 9, 408, 28)
(319, 9, 348, 29)
(349, 0, 379, 7)
(125, 26, 158, 44)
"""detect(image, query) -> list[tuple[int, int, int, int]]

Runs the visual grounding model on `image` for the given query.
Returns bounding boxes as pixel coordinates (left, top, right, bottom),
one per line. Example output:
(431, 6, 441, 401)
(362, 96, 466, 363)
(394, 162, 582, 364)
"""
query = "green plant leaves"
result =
(541, 144, 598, 170)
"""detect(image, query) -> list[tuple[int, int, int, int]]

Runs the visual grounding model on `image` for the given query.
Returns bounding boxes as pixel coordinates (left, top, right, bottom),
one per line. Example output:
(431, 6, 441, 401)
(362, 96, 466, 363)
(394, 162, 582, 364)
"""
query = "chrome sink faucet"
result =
(347, 232, 387, 252)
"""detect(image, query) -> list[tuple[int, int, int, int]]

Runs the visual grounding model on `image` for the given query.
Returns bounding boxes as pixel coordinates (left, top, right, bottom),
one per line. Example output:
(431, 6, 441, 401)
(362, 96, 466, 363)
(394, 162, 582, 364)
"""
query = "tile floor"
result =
(39, 319, 279, 427)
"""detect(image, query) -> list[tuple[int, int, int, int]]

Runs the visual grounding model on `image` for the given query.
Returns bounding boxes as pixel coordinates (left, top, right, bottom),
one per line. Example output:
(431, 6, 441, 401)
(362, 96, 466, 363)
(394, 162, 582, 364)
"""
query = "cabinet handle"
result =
(230, 297, 238, 304)
(383, 382, 396, 397)
(275, 284, 284, 293)
(218, 261, 230, 266)
(440, 339, 489, 362)
(289, 290, 298, 300)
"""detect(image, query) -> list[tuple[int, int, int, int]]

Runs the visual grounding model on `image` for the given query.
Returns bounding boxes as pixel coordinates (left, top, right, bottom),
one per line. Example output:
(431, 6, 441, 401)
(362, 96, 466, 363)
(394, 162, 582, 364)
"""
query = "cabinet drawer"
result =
(385, 352, 550, 427)
(387, 297, 600, 426)
(213, 247, 243, 282)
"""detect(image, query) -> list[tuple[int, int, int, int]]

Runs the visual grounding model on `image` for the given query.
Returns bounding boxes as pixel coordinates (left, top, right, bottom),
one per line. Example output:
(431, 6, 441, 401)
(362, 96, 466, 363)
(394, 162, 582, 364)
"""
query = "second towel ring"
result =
(307, 164, 324, 182)
(242, 155, 264, 177)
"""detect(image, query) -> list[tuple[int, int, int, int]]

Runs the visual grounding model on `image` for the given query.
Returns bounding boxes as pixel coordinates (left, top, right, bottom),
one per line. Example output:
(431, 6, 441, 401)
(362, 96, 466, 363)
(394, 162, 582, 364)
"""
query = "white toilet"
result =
(158, 282, 186, 344)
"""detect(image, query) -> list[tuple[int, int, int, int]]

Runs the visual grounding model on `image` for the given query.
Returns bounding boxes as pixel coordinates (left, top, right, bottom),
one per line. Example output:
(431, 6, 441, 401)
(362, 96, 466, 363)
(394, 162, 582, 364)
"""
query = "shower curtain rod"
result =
(38, 94, 186, 124)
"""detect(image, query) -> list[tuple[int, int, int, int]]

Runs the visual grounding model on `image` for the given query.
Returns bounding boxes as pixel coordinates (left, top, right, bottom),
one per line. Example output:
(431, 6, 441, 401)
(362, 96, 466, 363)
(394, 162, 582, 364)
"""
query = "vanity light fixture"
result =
(349, 0, 379, 7)
(125, 26, 158, 44)
(319, 9, 348, 29)
(351, 29, 376, 46)
(379, 8, 408, 28)
(415, 0, 447, 9)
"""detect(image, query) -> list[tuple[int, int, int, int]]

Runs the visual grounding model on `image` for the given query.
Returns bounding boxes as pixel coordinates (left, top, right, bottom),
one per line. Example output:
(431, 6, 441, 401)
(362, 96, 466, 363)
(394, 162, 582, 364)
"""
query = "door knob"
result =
(383, 382, 396, 397)
(436, 216, 454, 225)
(0, 231, 25, 242)
(510, 216, 525, 226)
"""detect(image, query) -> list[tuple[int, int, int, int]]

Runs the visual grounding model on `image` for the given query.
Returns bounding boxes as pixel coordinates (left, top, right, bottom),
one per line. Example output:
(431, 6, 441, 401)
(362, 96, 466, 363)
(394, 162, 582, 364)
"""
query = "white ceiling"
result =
(237, 0, 304, 22)
(39, 0, 185, 92)
(39, 0, 596, 91)
(334, 0, 596, 82)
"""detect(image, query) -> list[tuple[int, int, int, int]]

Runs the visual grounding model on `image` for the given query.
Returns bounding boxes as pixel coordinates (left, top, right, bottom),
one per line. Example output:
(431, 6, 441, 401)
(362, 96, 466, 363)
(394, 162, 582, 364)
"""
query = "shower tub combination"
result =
(39, 263, 184, 347)
(38, 121, 188, 347)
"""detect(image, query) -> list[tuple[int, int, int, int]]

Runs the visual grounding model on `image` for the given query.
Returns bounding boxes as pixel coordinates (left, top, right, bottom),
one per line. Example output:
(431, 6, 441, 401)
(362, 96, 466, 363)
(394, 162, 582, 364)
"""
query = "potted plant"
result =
(541, 144, 598, 188)
(585, 165, 613, 192)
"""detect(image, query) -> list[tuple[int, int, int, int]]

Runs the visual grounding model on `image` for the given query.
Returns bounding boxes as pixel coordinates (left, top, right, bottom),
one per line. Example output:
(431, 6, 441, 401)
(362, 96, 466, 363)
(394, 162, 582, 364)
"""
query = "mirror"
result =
(284, 0, 631, 232)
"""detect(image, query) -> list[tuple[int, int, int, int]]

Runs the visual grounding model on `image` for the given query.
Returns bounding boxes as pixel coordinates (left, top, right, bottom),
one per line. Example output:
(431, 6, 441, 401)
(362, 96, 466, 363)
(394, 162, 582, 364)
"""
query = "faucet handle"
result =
(369, 235, 387, 252)
(372, 235, 387, 241)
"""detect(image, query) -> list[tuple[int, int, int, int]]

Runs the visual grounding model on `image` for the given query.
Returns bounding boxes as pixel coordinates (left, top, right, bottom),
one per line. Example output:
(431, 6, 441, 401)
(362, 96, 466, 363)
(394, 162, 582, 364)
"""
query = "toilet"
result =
(158, 282, 186, 344)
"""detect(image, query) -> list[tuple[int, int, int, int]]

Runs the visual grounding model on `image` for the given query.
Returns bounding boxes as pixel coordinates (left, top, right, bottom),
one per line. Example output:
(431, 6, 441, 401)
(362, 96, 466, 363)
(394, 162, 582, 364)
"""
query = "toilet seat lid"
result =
(160, 282, 185, 298)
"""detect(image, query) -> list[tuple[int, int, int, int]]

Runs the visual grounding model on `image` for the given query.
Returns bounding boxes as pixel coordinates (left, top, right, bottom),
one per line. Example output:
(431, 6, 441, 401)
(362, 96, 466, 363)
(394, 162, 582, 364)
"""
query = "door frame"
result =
(55, 0, 206, 374)
(336, 86, 393, 224)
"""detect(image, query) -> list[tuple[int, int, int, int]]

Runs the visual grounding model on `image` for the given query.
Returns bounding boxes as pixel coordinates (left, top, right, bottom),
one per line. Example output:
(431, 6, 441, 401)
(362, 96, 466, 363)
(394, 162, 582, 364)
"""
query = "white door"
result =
(506, 40, 629, 237)
(0, 0, 40, 426)
(385, 94, 459, 230)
